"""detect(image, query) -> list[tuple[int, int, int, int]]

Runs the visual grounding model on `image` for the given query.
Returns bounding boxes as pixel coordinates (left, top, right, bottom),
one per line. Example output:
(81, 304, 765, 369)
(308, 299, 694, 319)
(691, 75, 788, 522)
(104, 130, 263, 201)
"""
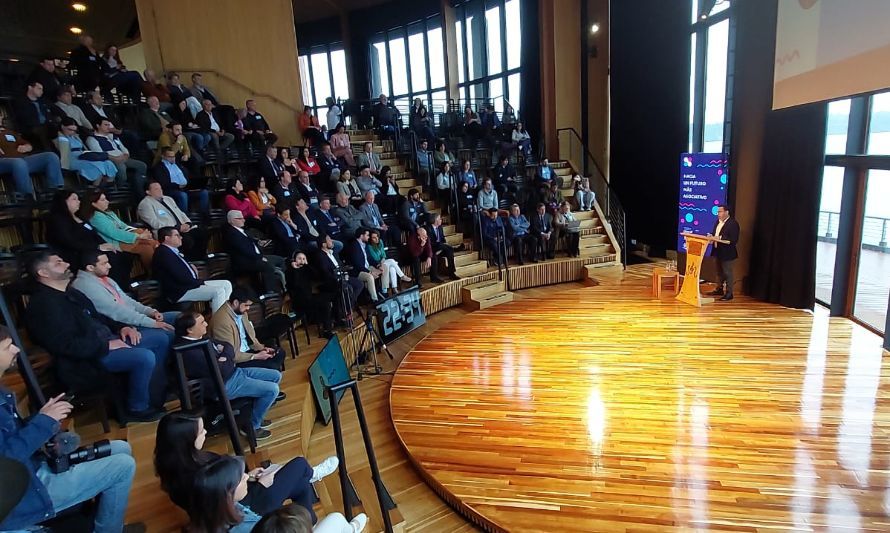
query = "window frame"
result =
(298, 42, 350, 110)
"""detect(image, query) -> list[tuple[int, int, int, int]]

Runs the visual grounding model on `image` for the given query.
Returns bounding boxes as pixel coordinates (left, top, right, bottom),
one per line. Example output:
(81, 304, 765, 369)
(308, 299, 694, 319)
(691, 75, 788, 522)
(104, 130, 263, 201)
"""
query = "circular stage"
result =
(389, 281, 889, 532)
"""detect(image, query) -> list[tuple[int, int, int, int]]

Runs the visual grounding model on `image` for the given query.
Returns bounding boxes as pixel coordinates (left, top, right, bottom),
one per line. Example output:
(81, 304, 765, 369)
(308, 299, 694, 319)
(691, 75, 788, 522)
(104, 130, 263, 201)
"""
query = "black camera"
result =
(45, 432, 112, 474)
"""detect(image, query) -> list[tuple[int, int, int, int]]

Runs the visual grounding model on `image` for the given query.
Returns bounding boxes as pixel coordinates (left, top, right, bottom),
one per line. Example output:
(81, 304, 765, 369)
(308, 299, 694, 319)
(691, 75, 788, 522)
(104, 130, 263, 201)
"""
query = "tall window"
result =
(688, 0, 735, 153)
(298, 45, 350, 110)
(454, 0, 523, 114)
(819, 91, 890, 338)
(370, 15, 448, 123)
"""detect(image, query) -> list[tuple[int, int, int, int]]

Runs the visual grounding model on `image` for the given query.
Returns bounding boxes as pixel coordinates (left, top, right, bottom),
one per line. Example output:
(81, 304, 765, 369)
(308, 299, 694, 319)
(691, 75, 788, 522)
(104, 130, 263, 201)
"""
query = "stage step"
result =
(582, 262, 625, 286)
(453, 250, 480, 267)
(579, 241, 614, 258)
(461, 279, 506, 302)
(574, 210, 596, 220)
(455, 259, 489, 277)
(465, 288, 514, 310)
(442, 224, 457, 236)
(445, 232, 464, 246)
(350, 465, 406, 533)
(396, 178, 421, 189)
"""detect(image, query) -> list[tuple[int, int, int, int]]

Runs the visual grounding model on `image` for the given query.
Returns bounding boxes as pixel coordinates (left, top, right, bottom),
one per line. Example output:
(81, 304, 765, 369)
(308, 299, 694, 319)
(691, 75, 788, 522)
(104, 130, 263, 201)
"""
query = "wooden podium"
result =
(676, 232, 729, 307)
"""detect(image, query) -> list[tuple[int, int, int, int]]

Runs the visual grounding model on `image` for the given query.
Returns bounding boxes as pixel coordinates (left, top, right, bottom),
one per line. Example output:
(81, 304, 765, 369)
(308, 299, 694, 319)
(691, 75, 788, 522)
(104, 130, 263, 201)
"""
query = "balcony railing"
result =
(818, 210, 890, 252)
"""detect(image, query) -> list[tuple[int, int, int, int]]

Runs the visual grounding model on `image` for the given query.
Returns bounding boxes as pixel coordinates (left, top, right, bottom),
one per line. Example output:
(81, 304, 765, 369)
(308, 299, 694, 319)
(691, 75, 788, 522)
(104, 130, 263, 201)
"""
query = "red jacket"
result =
(224, 194, 259, 219)
(407, 232, 433, 260)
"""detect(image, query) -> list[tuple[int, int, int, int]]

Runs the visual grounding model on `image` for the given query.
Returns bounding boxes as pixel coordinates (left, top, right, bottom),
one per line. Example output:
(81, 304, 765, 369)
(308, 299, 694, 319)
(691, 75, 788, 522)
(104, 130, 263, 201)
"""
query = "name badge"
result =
(4, 134, 15, 142)
(255, 115, 262, 119)
(158, 209, 168, 216)
(283, 191, 290, 196)
(83, 223, 93, 230)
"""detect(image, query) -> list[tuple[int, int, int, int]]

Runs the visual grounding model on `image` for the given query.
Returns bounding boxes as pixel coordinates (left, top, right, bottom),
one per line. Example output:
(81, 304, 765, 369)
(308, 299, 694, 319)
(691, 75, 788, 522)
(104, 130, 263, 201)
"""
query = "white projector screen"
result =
(773, 0, 890, 109)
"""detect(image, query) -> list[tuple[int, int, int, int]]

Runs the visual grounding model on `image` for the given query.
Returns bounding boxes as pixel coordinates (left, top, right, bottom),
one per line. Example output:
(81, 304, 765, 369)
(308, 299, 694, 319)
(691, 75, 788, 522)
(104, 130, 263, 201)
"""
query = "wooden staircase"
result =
(461, 278, 514, 310)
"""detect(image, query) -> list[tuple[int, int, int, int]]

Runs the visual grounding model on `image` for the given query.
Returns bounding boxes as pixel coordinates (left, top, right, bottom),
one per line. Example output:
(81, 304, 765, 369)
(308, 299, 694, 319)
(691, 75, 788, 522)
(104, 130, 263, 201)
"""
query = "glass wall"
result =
(369, 15, 448, 121)
(299, 45, 350, 110)
(688, 0, 734, 153)
(454, 0, 523, 114)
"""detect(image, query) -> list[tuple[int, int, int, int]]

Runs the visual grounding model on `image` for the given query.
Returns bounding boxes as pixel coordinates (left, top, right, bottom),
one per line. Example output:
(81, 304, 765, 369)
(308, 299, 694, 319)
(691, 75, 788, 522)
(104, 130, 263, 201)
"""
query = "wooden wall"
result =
(135, 0, 305, 145)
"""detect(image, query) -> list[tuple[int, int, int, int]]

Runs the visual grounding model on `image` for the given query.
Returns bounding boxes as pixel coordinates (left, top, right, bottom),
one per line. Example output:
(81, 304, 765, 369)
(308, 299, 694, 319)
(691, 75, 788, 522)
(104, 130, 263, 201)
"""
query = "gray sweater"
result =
(70, 271, 159, 328)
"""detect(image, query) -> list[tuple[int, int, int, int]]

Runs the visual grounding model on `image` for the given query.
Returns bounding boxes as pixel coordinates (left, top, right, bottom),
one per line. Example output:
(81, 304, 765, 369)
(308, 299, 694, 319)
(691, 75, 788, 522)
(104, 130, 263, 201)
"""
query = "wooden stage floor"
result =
(390, 275, 890, 532)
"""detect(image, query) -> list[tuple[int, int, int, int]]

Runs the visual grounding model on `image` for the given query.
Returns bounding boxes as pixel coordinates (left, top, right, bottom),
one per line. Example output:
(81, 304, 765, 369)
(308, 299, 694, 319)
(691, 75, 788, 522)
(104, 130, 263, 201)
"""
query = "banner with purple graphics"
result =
(677, 153, 728, 251)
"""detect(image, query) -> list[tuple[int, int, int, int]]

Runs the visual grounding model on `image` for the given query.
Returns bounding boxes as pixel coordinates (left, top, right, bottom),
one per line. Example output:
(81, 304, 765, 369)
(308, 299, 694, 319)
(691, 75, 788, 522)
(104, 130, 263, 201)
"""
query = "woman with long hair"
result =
(82, 190, 158, 269)
(298, 107, 324, 147)
(99, 43, 143, 102)
(295, 147, 320, 176)
(511, 121, 532, 159)
(223, 178, 262, 229)
(247, 176, 277, 218)
(45, 189, 134, 287)
(328, 124, 355, 167)
(251, 502, 368, 533)
(335, 169, 362, 204)
(276, 148, 298, 176)
(377, 165, 401, 215)
(366, 230, 411, 296)
(155, 411, 339, 528)
(187, 455, 257, 532)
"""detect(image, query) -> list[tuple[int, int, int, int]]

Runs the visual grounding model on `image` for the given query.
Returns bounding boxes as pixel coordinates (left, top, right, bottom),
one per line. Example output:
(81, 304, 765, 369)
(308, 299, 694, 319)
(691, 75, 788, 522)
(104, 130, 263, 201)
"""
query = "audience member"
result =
(371, 94, 400, 140)
(535, 157, 559, 187)
(210, 289, 286, 371)
(325, 97, 342, 132)
(399, 188, 428, 232)
(315, 235, 364, 313)
(69, 34, 104, 94)
(26, 57, 62, 102)
(153, 147, 210, 213)
(296, 170, 320, 208)
(463, 105, 483, 142)
(82, 190, 158, 269)
(378, 166, 401, 214)
(336, 169, 363, 203)
(530, 202, 556, 260)
(507, 203, 537, 265)
(224, 178, 263, 229)
(243, 99, 278, 145)
(157, 122, 204, 176)
(271, 171, 299, 207)
(344, 228, 386, 302)
(152, 226, 232, 310)
(367, 229, 411, 296)
(251, 501, 368, 533)
(433, 140, 454, 168)
(12, 81, 54, 149)
(223, 210, 286, 294)
(360, 191, 400, 244)
(329, 125, 355, 167)
(54, 87, 93, 131)
(276, 147, 298, 176)
(292, 198, 331, 251)
(0, 119, 64, 196)
(493, 155, 518, 197)
(137, 95, 174, 141)
(167, 72, 203, 119)
(189, 73, 220, 106)
(554, 200, 581, 257)
(435, 161, 455, 208)
(357, 142, 382, 176)
(456, 180, 477, 236)
(138, 181, 209, 259)
(458, 159, 477, 190)
(25, 251, 166, 420)
(406, 227, 440, 287)
(427, 213, 459, 280)
(317, 142, 343, 189)
(0, 325, 139, 533)
(287, 252, 336, 338)
(269, 204, 306, 258)
(260, 144, 285, 182)
(296, 147, 320, 177)
(310, 196, 344, 244)
(298, 107, 324, 146)
(183, 455, 261, 532)
(411, 97, 436, 143)
(332, 192, 370, 239)
(512, 121, 532, 159)
(87, 118, 147, 193)
(415, 138, 433, 184)
(502, 103, 517, 124)
(479, 104, 501, 138)
(142, 69, 173, 110)
(543, 181, 564, 213)
(355, 166, 381, 197)
(196, 99, 234, 155)
(477, 178, 499, 210)
(100, 44, 143, 102)
(55, 117, 114, 187)
(81, 91, 127, 139)
(481, 207, 506, 267)
(575, 176, 595, 211)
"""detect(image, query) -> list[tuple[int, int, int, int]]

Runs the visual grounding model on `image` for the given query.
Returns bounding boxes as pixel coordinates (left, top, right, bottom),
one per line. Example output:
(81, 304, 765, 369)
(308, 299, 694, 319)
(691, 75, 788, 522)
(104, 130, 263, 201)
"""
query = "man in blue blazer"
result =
(152, 226, 232, 311)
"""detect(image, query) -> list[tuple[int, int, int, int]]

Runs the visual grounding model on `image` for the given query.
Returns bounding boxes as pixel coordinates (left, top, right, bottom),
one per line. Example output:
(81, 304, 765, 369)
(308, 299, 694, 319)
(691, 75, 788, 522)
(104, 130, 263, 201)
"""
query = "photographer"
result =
(0, 325, 139, 532)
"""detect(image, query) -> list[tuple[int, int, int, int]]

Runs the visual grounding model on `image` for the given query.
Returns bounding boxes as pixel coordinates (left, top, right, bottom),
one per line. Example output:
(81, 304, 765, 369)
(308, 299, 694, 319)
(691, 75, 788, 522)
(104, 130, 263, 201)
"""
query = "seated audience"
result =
(195, 99, 234, 155)
(248, 176, 277, 217)
(367, 229, 411, 296)
(336, 169, 363, 204)
(530, 202, 556, 260)
(481, 207, 506, 267)
(371, 94, 400, 140)
(427, 213, 459, 280)
(12, 81, 54, 149)
(315, 234, 364, 312)
(138, 181, 209, 259)
(311, 196, 345, 244)
(189, 72, 220, 106)
(26, 57, 62, 102)
(360, 191, 400, 245)
(224, 178, 263, 229)
(100, 44, 143, 102)
(154, 411, 340, 526)
(81, 91, 130, 142)
(356, 166, 382, 196)
(210, 290, 286, 371)
(138, 95, 174, 141)
(575, 176, 595, 211)
(142, 69, 173, 110)
(153, 147, 210, 214)
(83, 190, 158, 269)
(317, 142, 343, 190)
(152, 226, 232, 310)
(400, 188, 428, 232)
(463, 105, 483, 142)
(543, 181, 564, 213)
(0, 325, 139, 532)
(167, 71, 202, 118)
(378, 166, 401, 214)
(329, 124, 355, 167)
(493, 155, 518, 196)
(456, 181, 477, 236)
(55, 117, 115, 187)
(183, 455, 261, 532)
(411, 97, 436, 143)
(54, 87, 93, 131)
(295, 170, 321, 208)
(252, 502, 367, 533)
(433, 140, 454, 168)
(554, 200, 581, 257)
(25, 251, 166, 420)
(332, 192, 370, 238)
(0, 119, 64, 196)
(87, 118, 147, 194)
(406, 227, 441, 287)
(276, 148, 299, 176)
(512, 121, 532, 158)
(69, 34, 104, 94)
(502, 103, 517, 124)
(356, 142, 382, 176)
(271, 171, 298, 207)
(296, 147, 320, 177)
(458, 159, 477, 190)
(243, 99, 278, 146)
(507, 203, 538, 265)
(535, 157, 559, 187)
(477, 178, 499, 210)
(298, 107, 324, 146)
(269, 204, 306, 258)
(344, 228, 387, 302)
(223, 210, 286, 294)
(157, 121, 204, 176)
(260, 144, 285, 183)
(46, 189, 133, 287)
(287, 252, 336, 338)
(292, 198, 332, 251)
(479, 104, 501, 139)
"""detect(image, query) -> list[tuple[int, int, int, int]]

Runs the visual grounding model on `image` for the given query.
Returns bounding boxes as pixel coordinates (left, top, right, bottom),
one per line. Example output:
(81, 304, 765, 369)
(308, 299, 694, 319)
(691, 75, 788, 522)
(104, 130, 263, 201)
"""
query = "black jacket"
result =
(258, 157, 284, 183)
(12, 96, 53, 130)
(176, 337, 236, 385)
(493, 163, 516, 186)
(268, 217, 304, 258)
(243, 111, 270, 132)
(152, 244, 203, 302)
(81, 104, 120, 130)
(311, 209, 342, 241)
(195, 109, 224, 133)
(710, 217, 740, 261)
(69, 44, 105, 92)
(530, 212, 554, 236)
(152, 160, 191, 195)
(343, 239, 370, 275)
(399, 200, 428, 231)
(25, 284, 118, 393)
(44, 213, 106, 267)
(222, 225, 265, 272)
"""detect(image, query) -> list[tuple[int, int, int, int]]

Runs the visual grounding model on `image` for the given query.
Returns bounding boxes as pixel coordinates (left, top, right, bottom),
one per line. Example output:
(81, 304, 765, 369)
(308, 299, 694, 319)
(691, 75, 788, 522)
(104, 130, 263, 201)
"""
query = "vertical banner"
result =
(677, 153, 729, 251)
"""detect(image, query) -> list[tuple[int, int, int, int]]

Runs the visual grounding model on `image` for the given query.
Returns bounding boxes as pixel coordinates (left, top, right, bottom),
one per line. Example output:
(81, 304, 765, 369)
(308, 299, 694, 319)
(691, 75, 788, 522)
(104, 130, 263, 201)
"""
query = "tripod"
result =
(355, 306, 394, 379)
(334, 269, 362, 365)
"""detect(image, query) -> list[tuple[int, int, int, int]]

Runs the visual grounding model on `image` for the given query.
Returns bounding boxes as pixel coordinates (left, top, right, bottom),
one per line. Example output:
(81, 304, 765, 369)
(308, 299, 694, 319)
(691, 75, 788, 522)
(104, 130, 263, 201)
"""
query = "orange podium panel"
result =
(676, 232, 727, 307)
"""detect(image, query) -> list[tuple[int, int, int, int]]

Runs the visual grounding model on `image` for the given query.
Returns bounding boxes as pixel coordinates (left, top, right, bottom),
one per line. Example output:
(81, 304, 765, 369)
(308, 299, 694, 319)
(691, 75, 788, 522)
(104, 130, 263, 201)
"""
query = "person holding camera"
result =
(0, 325, 140, 533)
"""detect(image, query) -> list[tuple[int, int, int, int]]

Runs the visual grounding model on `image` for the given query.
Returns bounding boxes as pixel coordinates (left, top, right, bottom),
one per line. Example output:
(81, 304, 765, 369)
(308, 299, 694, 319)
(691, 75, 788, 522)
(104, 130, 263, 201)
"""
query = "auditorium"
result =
(0, 0, 888, 531)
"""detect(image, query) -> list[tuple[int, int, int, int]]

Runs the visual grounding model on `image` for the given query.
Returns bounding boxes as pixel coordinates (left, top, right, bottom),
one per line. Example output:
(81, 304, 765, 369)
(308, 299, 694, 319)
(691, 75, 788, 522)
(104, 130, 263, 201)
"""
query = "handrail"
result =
(167, 68, 301, 114)
(818, 210, 890, 250)
(556, 128, 627, 266)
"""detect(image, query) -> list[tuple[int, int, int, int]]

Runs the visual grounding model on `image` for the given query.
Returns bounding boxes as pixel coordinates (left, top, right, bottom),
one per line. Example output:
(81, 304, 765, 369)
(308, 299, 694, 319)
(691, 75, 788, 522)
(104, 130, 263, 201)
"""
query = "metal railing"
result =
(556, 128, 627, 266)
(818, 210, 890, 251)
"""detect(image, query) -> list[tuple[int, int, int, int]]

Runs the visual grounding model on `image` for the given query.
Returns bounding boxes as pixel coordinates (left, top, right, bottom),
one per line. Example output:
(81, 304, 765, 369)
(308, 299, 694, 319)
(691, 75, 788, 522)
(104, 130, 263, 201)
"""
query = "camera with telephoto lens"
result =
(44, 431, 112, 474)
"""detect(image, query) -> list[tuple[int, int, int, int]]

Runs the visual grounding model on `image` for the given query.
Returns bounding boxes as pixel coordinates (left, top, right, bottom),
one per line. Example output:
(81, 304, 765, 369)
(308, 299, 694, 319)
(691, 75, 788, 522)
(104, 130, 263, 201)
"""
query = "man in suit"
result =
(399, 188, 428, 232)
(270, 170, 298, 208)
(360, 191, 400, 244)
(137, 95, 173, 141)
(508, 203, 537, 265)
(530, 202, 555, 260)
(332, 192, 371, 238)
(258, 143, 284, 183)
(242, 99, 278, 146)
(222, 210, 285, 294)
(343, 228, 386, 302)
(707, 204, 740, 301)
(311, 196, 344, 243)
(209, 289, 286, 371)
(356, 142, 382, 176)
(427, 213, 459, 280)
(269, 203, 305, 258)
(481, 208, 506, 267)
(152, 147, 210, 213)
(152, 226, 232, 311)
(314, 234, 364, 313)
(12, 81, 54, 149)
(195, 98, 234, 154)
(138, 181, 208, 259)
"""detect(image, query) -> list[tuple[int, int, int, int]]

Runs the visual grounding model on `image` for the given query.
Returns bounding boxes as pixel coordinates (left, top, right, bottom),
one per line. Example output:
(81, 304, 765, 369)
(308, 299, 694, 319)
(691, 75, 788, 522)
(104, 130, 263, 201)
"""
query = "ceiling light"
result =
(8, 58, 19, 62)
(72, 3, 87, 11)
(590, 23, 600, 35)
(69, 26, 82, 34)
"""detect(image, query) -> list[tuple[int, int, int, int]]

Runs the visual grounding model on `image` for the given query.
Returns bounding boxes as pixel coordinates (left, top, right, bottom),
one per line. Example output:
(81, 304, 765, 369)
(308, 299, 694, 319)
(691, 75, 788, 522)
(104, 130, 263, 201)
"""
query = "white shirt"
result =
(325, 250, 339, 268)
(208, 111, 221, 132)
(326, 105, 341, 130)
(715, 218, 726, 247)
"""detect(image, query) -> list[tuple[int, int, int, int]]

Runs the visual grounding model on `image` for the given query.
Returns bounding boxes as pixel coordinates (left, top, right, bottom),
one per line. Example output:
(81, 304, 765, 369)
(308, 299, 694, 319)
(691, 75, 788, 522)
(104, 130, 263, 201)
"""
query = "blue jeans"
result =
(0, 152, 64, 195)
(101, 328, 171, 412)
(184, 131, 208, 152)
(169, 188, 209, 214)
(35, 440, 135, 533)
(224, 367, 280, 429)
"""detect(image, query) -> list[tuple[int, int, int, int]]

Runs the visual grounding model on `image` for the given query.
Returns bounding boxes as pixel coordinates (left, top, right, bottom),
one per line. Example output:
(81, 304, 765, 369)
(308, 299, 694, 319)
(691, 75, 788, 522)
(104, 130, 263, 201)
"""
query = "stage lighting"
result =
(69, 27, 83, 34)
(72, 3, 87, 11)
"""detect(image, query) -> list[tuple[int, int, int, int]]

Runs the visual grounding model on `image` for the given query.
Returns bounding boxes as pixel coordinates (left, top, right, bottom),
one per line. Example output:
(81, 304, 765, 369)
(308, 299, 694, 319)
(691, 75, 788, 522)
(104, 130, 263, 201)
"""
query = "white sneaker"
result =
(309, 455, 339, 483)
(350, 513, 369, 533)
